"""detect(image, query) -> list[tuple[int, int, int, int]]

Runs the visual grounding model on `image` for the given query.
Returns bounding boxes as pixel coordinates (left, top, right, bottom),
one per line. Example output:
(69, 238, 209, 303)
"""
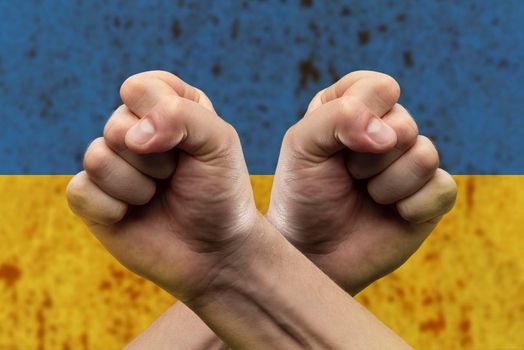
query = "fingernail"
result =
(127, 119, 155, 145)
(366, 118, 395, 144)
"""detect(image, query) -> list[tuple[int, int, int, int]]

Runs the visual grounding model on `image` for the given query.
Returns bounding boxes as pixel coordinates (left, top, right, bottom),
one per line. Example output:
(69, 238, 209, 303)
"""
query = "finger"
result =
(305, 88, 327, 113)
(66, 171, 128, 225)
(368, 136, 439, 204)
(194, 87, 215, 111)
(84, 138, 156, 205)
(346, 104, 419, 179)
(284, 96, 397, 163)
(396, 169, 458, 224)
(307, 70, 400, 117)
(104, 105, 176, 179)
(120, 71, 214, 118)
(124, 95, 238, 159)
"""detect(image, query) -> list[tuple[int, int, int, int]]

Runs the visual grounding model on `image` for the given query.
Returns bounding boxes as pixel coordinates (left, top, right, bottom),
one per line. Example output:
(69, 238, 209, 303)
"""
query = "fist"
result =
(267, 71, 457, 294)
(66, 71, 258, 302)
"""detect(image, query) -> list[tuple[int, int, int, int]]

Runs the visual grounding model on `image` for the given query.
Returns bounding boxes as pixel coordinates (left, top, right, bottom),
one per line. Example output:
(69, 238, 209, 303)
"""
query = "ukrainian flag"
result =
(1, 1, 523, 349)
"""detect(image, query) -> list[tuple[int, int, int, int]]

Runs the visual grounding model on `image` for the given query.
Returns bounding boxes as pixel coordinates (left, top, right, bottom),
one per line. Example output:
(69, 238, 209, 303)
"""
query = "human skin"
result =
(66, 71, 416, 349)
(125, 71, 457, 349)
(267, 71, 458, 294)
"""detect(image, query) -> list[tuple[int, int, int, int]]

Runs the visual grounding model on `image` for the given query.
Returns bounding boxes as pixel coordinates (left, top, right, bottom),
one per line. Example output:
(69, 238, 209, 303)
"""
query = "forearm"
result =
(185, 215, 412, 350)
(124, 302, 228, 350)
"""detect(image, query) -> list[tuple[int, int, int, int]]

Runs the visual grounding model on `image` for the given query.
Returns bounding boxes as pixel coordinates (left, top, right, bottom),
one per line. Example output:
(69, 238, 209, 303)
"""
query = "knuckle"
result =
(337, 95, 359, 115)
(216, 122, 239, 156)
(83, 138, 111, 178)
(103, 204, 128, 225)
(283, 124, 297, 143)
(283, 124, 306, 157)
(120, 73, 147, 105)
(434, 170, 458, 212)
(375, 74, 401, 104)
(103, 107, 129, 151)
(346, 162, 365, 179)
(157, 95, 183, 116)
(336, 96, 369, 129)
(194, 87, 207, 102)
(396, 201, 418, 222)
(393, 105, 419, 150)
(225, 122, 240, 142)
(66, 172, 90, 213)
(367, 181, 391, 205)
(282, 124, 311, 162)
(411, 136, 439, 176)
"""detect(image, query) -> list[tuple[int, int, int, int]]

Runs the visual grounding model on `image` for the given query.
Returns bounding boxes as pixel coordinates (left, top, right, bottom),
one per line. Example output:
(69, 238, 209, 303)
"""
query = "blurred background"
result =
(1, 1, 523, 349)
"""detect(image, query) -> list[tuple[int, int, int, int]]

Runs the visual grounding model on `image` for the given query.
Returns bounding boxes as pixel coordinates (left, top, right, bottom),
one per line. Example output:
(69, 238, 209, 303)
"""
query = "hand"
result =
(66, 71, 258, 302)
(267, 71, 457, 294)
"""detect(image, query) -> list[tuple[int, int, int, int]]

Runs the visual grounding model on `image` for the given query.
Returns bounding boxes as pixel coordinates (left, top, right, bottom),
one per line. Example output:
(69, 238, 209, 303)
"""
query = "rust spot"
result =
(308, 20, 320, 37)
(460, 336, 472, 347)
(394, 286, 405, 299)
(395, 13, 406, 22)
(0, 263, 21, 287)
(26, 47, 37, 58)
(459, 319, 473, 346)
(297, 59, 320, 90)
(459, 318, 471, 333)
(358, 31, 370, 45)
(111, 268, 125, 281)
(36, 307, 46, 350)
(123, 331, 134, 342)
(211, 63, 221, 76)
(466, 177, 475, 214)
(422, 296, 433, 305)
(300, 0, 312, 7)
(171, 20, 181, 38)
(62, 342, 71, 350)
(230, 19, 239, 39)
(461, 304, 473, 312)
(327, 62, 338, 83)
(80, 333, 88, 350)
(378, 24, 388, 33)
(126, 287, 141, 301)
(424, 251, 439, 262)
(498, 58, 509, 68)
(360, 294, 371, 307)
(43, 292, 53, 308)
(99, 280, 112, 290)
(257, 104, 268, 113)
(340, 7, 351, 16)
(435, 292, 443, 303)
(419, 312, 446, 333)
(403, 51, 414, 67)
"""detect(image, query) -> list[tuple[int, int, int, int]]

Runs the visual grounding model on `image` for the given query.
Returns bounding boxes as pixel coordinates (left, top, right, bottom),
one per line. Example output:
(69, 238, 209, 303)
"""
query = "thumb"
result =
(285, 96, 397, 162)
(124, 96, 237, 159)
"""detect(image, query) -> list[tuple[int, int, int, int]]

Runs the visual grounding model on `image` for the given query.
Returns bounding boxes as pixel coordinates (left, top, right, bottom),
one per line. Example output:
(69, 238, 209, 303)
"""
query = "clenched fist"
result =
(66, 70, 454, 349)
(66, 71, 258, 302)
(268, 71, 457, 294)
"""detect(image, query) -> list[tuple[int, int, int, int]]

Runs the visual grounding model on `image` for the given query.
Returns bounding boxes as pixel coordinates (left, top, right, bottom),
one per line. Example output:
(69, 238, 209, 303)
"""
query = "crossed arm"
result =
(67, 70, 456, 349)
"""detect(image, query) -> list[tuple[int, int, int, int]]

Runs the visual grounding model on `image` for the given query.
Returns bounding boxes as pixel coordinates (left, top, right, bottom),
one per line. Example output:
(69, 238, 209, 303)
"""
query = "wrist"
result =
(184, 212, 282, 309)
(184, 215, 358, 349)
(184, 215, 318, 348)
(179, 214, 411, 349)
